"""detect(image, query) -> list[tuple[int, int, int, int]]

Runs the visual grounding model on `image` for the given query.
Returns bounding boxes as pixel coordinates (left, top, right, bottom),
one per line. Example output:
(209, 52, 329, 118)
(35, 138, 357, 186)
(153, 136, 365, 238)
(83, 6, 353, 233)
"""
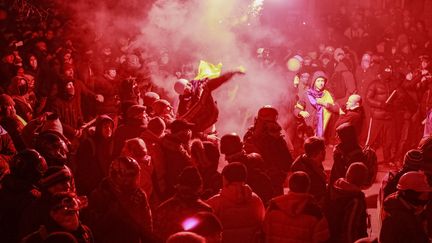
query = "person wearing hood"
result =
(158, 119, 194, 201)
(243, 106, 293, 196)
(206, 162, 265, 243)
(154, 166, 212, 241)
(120, 138, 153, 199)
(295, 70, 339, 139)
(88, 156, 154, 243)
(329, 123, 365, 186)
(75, 115, 114, 195)
(8, 75, 33, 122)
(365, 62, 397, 166)
(325, 162, 369, 243)
(263, 171, 329, 243)
(112, 104, 147, 157)
(48, 64, 103, 133)
(380, 171, 432, 243)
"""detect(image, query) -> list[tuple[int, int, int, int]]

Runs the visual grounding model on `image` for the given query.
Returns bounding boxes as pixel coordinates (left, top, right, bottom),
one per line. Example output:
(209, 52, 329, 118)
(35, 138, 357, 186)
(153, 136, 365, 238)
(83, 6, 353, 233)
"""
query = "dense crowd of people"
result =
(0, 1, 432, 243)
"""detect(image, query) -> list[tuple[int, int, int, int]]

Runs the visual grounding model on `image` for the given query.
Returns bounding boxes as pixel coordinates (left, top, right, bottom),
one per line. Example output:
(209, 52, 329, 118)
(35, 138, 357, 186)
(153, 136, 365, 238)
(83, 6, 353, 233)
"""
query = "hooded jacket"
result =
(325, 178, 368, 243)
(295, 71, 339, 138)
(75, 115, 114, 195)
(380, 192, 430, 243)
(263, 192, 329, 243)
(206, 184, 265, 243)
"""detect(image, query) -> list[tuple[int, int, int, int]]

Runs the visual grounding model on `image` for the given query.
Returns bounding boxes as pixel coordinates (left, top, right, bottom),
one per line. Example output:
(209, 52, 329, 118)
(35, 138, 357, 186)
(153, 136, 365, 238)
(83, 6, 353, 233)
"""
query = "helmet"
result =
(10, 149, 47, 183)
(220, 133, 242, 155)
(257, 105, 278, 122)
(397, 171, 432, 192)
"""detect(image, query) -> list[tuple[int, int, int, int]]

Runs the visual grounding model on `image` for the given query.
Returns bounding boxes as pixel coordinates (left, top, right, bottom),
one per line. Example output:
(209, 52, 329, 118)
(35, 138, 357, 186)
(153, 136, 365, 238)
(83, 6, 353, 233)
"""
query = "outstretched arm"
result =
(205, 70, 245, 92)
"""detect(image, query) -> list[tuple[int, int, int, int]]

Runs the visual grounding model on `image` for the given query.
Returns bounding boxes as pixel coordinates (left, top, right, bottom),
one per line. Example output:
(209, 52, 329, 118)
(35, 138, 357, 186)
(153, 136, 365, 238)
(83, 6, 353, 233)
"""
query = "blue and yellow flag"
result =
(194, 60, 223, 80)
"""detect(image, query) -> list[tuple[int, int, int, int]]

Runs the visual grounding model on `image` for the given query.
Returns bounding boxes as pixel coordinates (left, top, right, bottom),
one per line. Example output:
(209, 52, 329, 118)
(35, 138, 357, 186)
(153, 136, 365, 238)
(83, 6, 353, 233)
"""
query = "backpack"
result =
(328, 71, 347, 100)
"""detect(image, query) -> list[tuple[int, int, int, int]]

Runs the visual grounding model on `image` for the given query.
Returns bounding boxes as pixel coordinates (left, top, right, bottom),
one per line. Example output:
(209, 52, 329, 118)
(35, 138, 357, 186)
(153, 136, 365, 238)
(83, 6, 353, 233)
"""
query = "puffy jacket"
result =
(365, 78, 394, 120)
(206, 184, 265, 243)
(263, 192, 329, 243)
(380, 193, 430, 243)
(325, 178, 368, 243)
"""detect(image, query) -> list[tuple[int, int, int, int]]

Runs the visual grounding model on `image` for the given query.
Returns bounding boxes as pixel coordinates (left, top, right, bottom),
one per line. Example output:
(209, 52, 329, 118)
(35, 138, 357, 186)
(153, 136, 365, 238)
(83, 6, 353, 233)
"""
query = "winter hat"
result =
(126, 105, 146, 119)
(0, 94, 14, 107)
(222, 162, 247, 183)
(174, 79, 190, 95)
(152, 99, 172, 115)
(40, 166, 72, 189)
(147, 117, 166, 136)
(44, 232, 78, 243)
(346, 162, 369, 187)
(288, 171, 311, 193)
(143, 92, 160, 107)
(403, 149, 423, 170)
(170, 119, 195, 134)
(40, 113, 64, 135)
(177, 166, 203, 190)
(122, 138, 147, 158)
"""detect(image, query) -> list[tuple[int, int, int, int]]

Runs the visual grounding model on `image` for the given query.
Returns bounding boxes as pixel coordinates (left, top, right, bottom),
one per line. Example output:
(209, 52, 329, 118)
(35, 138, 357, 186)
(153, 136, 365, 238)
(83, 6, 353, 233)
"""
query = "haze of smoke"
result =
(142, 0, 294, 136)
(63, 0, 296, 136)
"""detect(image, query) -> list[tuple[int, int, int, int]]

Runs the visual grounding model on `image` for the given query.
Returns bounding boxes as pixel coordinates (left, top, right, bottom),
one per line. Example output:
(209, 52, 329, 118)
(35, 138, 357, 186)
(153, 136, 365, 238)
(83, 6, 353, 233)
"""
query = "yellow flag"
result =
(194, 60, 223, 80)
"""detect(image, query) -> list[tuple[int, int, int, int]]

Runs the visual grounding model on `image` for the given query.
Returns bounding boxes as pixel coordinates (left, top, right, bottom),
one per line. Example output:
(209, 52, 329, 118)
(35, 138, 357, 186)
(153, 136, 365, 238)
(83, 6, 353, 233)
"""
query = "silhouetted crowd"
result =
(0, 2, 432, 243)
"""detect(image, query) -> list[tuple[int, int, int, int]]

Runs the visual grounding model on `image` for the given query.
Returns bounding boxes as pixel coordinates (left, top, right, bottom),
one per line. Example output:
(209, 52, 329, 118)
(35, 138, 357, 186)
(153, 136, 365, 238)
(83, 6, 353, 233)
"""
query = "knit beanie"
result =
(346, 162, 369, 187)
(147, 117, 166, 136)
(222, 162, 247, 183)
(403, 149, 423, 170)
(143, 92, 160, 107)
(177, 166, 203, 190)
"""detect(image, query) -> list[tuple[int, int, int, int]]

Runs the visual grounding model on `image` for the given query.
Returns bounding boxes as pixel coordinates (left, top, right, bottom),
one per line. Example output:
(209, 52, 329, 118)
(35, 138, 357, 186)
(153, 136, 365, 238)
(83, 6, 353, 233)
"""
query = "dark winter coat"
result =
(366, 78, 395, 120)
(88, 178, 153, 243)
(325, 178, 368, 243)
(75, 115, 114, 195)
(112, 119, 146, 157)
(207, 184, 265, 243)
(380, 193, 430, 243)
(263, 192, 330, 243)
(329, 144, 364, 186)
(159, 133, 193, 201)
(291, 155, 327, 204)
(244, 128, 293, 196)
(335, 106, 365, 137)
